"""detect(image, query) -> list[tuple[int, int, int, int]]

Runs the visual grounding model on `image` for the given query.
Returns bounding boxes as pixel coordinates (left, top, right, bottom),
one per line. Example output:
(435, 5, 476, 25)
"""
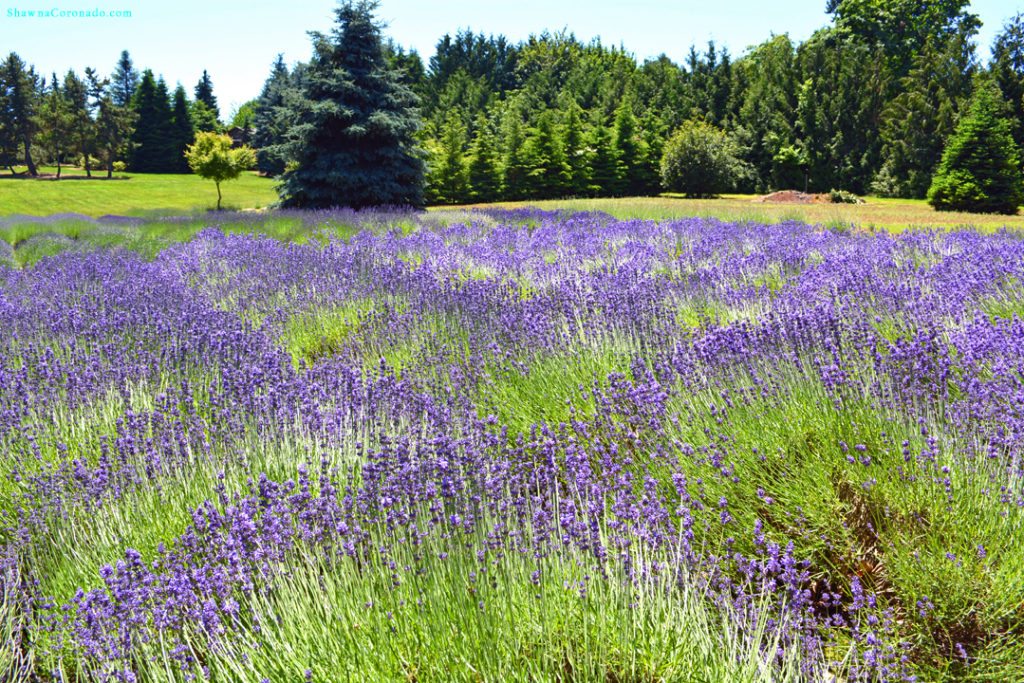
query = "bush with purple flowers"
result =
(1, 208, 1023, 681)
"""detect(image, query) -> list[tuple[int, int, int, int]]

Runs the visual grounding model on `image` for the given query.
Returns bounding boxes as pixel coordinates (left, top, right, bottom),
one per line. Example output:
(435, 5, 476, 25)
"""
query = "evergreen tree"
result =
(63, 69, 95, 177)
(130, 70, 175, 172)
(612, 96, 647, 195)
(587, 121, 618, 197)
(189, 100, 220, 133)
(928, 77, 1024, 214)
(194, 69, 219, 121)
(253, 54, 293, 177)
(0, 53, 40, 175)
(562, 101, 589, 196)
(171, 85, 195, 173)
(466, 112, 501, 202)
(874, 34, 974, 198)
(94, 92, 135, 178)
(500, 107, 529, 200)
(523, 109, 570, 198)
(991, 12, 1024, 154)
(425, 113, 468, 204)
(278, 0, 425, 209)
(111, 49, 138, 107)
(38, 74, 73, 177)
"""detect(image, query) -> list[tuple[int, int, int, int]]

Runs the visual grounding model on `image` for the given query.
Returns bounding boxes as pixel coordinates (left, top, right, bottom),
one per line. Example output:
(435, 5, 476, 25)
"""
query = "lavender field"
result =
(1, 208, 1023, 682)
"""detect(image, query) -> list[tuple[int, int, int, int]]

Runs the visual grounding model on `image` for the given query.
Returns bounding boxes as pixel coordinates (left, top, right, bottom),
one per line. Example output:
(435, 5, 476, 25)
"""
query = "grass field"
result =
(447, 195, 1024, 231)
(3, 168, 1024, 230)
(0, 167, 279, 216)
(2, 206, 1023, 681)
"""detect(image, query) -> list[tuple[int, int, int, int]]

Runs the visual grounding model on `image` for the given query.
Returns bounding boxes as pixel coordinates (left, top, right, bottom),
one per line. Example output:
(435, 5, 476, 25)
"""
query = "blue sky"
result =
(1, 0, 1020, 115)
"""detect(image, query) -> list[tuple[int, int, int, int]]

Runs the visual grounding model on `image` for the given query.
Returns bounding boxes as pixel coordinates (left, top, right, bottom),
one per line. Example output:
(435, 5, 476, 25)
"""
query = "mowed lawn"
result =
(0, 167, 279, 216)
(4, 167, 1024, 230)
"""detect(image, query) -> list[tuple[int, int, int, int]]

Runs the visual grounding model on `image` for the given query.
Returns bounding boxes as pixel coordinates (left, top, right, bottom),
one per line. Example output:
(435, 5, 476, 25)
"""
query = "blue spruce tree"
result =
(277, 0, 425, 209)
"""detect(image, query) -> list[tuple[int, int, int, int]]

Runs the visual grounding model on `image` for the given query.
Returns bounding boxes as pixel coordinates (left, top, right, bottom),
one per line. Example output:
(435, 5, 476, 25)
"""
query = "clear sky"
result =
(1, 0, 1020, 116)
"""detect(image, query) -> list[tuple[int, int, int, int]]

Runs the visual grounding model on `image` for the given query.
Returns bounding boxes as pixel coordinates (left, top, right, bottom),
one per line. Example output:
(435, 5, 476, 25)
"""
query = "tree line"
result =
(0, 49, 244, 177)
(2, 0, 1024, 208)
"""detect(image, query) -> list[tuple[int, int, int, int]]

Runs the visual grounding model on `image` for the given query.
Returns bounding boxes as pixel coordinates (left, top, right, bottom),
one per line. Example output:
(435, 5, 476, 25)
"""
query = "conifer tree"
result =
(466, 112, 501, 202)
(278, 0, 425, 209)
(991, 12, 1024, 153)
(194, 69, 219, 121)
(426, 113, 468, 204)
(613, 97, 648, 195)
(253, 55, 292, 176)
(171, 85, 195, 173)
(523, 110, 570, 198)
(94, 92, 135, 178)
(562, 102, 589, 196)
(63, 70, 95, 177)
(0, 53, 40, 175)
(111, 50, 138, 107)
(927, 77, 1024, 213)
(39, 74, 72, 177)
(587, 121, 619, 197)
(129, 70, 175, 172)
(500, 108, 528, 200)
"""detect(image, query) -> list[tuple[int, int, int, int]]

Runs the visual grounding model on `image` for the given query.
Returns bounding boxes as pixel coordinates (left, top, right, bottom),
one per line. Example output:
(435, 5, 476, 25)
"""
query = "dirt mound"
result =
(753, 190, 831, 204)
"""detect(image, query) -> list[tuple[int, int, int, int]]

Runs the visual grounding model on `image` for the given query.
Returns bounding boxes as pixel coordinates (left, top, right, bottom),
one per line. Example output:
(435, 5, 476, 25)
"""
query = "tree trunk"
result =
(84, 141, 92, 177)
(216, 181, 222, 210)
(107, 158, 113, 179)
(56, 152, 61, 178)
(23, 135, 37, 176)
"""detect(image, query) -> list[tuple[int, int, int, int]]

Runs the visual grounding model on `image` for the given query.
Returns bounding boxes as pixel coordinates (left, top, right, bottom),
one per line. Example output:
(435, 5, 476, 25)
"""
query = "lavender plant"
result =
(1, 209, 1022, 681)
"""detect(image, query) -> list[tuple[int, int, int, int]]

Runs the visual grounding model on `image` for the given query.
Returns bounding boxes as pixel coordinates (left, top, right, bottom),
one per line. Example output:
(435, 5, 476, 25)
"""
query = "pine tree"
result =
(63, 70, 95, 177)
(130, 70, 175, 172)
(278, 0, 425, 209)
(426, 113, 468, 204)
(927, 77, 1024, 214)
(523, 109, 570, 199)
(95, 93, 135, 178)
(562, 102, 589, 196)
(500, 107, 528, 200)
(171, 85, 195, 173)
(613, 97, 648, 195)
(253, 55, 292, 176)
(39, 74, 73, 177)
(194, 69, 219, 121)
(466, 112, 501, 202)
(111, 50, 138, 107)
(991, 12, 1024, 154)
(587, 121, 619, 197)
(0, 53, 41, 175)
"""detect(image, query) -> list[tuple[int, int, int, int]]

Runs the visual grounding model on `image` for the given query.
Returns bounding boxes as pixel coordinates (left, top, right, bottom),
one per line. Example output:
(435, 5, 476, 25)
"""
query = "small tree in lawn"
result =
(184, 132, 255, 210)
(927, 77, 1024, 214)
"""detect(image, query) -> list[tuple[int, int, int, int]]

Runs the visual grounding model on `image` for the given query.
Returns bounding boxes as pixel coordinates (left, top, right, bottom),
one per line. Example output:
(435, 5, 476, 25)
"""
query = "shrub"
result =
(660, 119, 746, 198)
(927, 78, 1024, 214)
(112, 161, 127, 172)
(184, 132, 256, 210)
(829, 189, 864, 204)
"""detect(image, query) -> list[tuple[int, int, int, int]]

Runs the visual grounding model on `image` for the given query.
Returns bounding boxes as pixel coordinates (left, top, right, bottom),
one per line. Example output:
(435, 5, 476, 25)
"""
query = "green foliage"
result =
(277, 0, 425, 209)
(184, 131, 256, 210)
(927, 77, 1024, 214)
(523, 109, 571, 198)
(991, 12, 1024, 153)
(170, 85, 195, 174)
(94, 94, 135, 178)
(660, 119, 744, 198)
(828, 188, 863, 204)
(586, 121, 619, 196)
(466, 112, 502, 202)
(189, 99, 220, 134)
(37, 74, 73, 177)
(425, 113, 468, 204)
(501, 105, 529, 200)
(129, 70, 176, 173)
(193, 69, 219, 121)
(252, 55, 293, 178)
(0, 52, 41, 175)
(230, 100, 258, 129)
(110, 50, 138, 108)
